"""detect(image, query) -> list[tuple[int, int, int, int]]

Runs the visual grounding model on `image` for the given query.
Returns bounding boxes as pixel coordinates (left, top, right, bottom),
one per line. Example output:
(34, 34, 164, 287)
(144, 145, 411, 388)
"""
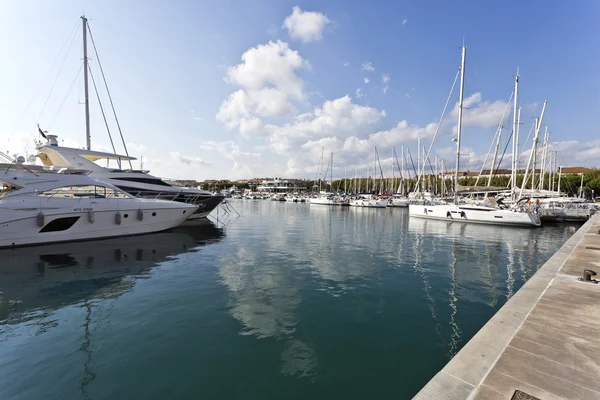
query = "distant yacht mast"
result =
(82, 15, 91, 150)
(453, 44, 467, 202)
(511, 70, 519, 199)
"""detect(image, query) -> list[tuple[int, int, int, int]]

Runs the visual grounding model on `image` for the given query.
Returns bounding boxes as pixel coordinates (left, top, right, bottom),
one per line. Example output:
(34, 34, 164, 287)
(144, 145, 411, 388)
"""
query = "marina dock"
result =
(414, 214, 600, 399)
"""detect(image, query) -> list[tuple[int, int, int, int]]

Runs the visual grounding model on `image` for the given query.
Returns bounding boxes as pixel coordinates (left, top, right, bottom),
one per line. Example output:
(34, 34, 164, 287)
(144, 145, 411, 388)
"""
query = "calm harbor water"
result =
(0, 200, 577, 399)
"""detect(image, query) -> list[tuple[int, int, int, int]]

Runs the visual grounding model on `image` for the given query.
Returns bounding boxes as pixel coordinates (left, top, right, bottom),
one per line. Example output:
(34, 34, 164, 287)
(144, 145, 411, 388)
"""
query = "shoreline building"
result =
(256, 178, 305, 193)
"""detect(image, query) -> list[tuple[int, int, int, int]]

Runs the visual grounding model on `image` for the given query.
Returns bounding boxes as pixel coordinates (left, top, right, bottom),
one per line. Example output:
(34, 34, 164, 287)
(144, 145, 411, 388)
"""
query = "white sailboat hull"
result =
(349, 199, 386, 208)
(387, 198, 410, 207)
(408, 204, 541, 227)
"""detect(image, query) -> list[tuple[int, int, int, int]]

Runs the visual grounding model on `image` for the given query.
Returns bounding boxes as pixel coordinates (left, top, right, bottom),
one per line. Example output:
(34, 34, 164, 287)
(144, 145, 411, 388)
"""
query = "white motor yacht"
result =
(0, 167, 196, 248)
(35, 136, 223, 220)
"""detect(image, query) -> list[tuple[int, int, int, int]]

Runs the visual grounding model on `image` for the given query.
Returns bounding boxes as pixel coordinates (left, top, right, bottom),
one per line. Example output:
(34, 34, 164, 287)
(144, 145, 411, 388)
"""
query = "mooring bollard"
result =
(578, 269, 598, 283)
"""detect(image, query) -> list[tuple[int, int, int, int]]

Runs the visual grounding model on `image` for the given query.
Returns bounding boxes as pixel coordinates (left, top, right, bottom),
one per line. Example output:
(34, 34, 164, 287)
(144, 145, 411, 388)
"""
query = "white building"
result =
(256, 179, 304, 193)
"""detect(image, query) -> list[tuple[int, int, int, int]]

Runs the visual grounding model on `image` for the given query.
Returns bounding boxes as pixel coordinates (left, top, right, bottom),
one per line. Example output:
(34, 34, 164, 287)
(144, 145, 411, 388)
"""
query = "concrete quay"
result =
(414, 214, 600, 400)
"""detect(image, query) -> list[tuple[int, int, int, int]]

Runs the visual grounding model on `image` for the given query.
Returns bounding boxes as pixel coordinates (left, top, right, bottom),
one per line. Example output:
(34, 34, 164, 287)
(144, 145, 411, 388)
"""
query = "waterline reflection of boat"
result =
(408, 215, 537, 245)
(0, 221, 224, 321)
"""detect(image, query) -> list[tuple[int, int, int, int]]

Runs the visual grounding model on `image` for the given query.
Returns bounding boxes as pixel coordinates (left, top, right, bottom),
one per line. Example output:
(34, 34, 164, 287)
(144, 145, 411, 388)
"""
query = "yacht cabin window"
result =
(0, 181, 23, 199)
(38, 185, 131, 199)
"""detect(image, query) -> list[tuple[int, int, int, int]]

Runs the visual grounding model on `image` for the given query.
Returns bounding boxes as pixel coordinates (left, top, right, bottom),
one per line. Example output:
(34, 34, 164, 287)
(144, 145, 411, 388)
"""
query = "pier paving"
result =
(414, 214, 600, 400)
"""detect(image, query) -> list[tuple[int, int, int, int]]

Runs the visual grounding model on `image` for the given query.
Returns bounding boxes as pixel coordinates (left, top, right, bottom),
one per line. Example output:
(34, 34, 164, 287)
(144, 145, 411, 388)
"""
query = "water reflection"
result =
(0, 221, 224, 398)
(0, 221, 224, 322)
(406, 217, 574, 356)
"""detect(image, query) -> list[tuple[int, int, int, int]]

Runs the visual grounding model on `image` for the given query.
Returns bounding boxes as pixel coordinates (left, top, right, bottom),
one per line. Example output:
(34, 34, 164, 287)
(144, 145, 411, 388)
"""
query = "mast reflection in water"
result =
(0, 220, 224, 400)
(0, 202, 578, 399)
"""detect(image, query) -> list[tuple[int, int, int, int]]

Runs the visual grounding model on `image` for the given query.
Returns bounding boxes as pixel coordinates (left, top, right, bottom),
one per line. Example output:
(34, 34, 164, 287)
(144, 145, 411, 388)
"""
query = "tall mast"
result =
(318, 147, 323, 193)
(373, 146, 376, 194)
(400, 146, 404, 194)
(417, 136, 421, 193)
(518, 100, 547, 200)
(557, 165, 562, 195)
(454, 44, 467, 201)
(511, 70, 519, 197)
(540, 127, 549, 190)
(82, 16, 91, 150)
(344, 158, 347, 193)
(531, 117, 539, 192)
(330, 152, 333, 191)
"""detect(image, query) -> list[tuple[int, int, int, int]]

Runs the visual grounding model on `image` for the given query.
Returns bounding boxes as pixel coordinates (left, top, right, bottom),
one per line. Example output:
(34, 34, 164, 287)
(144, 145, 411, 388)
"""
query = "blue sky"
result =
(1, 1, 598, 180)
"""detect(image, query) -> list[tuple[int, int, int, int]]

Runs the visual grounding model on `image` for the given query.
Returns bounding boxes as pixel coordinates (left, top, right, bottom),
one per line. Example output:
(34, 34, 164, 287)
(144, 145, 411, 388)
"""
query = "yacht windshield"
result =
(38, 185, 132, 199)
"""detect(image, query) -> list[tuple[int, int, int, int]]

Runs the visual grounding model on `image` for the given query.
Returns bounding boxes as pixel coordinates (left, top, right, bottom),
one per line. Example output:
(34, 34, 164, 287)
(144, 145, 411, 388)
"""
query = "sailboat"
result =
(34, 16, 224, 220)
(309, 151, 349, 206)
(408, 45, 541, 227)
(387, 147, 410, 207)
(349, 147, 387, 208)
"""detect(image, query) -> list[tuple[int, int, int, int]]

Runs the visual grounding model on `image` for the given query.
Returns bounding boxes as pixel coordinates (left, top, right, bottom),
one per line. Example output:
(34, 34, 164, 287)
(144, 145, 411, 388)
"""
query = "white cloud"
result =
(282, 6, 330, 43)
(382, 73, 390, 94)
(553, 140, 600, 165)
(342, 61, 350, 67)
(381, 110, 387, 117)
(200, 141, 262, 178)
(368, 120, 439, 148)
(217, 41, 309, 135)
(364, 77, 370, 84)
(225, 40, 309, 99)
(200, 140, 260, 160)
(251, 87, 295, 117)
(216, 90, 253, 130)
(402, 18, 408, 25)
(361, 61, 375, 71)
(170, 152, 211, 166)
(264, 95, 382, 154)
(355, 88, 363, 98)
(448, 92, 510, 132)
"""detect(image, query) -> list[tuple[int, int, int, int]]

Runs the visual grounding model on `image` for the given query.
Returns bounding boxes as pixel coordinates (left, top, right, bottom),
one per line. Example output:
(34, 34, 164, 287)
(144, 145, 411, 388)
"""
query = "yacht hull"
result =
(408, 204, 541, 227)
(387, 199, 409, 207)
(349, 199, 386, 208)
(0, 200, 196, 248)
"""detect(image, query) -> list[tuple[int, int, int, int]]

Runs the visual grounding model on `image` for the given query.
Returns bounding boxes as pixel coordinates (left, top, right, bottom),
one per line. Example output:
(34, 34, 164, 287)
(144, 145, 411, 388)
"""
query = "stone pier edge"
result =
(413, 214, 599, 399)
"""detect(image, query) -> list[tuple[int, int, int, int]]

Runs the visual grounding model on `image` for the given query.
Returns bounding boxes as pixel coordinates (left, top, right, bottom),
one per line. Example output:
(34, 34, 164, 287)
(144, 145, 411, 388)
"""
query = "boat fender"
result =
(424, 207, 428, 214)
(137, 209, 144, 221)
(88, 210, 95, 223)
(36, 212, 45, 227)
(446, 211, 452, 218)
(460, 211, 466, 218)
(115, 211, 122, 225)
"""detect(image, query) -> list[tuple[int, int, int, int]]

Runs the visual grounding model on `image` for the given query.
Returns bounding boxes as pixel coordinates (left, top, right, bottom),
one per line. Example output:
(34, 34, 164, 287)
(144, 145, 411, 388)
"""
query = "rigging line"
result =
(493, 129, 513, 183)
(48, 64, 83, 130)
(87, 24, 132, 169)
(473, 90, 514, 186)
(8, 20, 80, 143)
(415, 67, 461, 193)
(38, 23, 81, 123)
(88, 66, 119, 165)
(517, 119, 535, 168)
